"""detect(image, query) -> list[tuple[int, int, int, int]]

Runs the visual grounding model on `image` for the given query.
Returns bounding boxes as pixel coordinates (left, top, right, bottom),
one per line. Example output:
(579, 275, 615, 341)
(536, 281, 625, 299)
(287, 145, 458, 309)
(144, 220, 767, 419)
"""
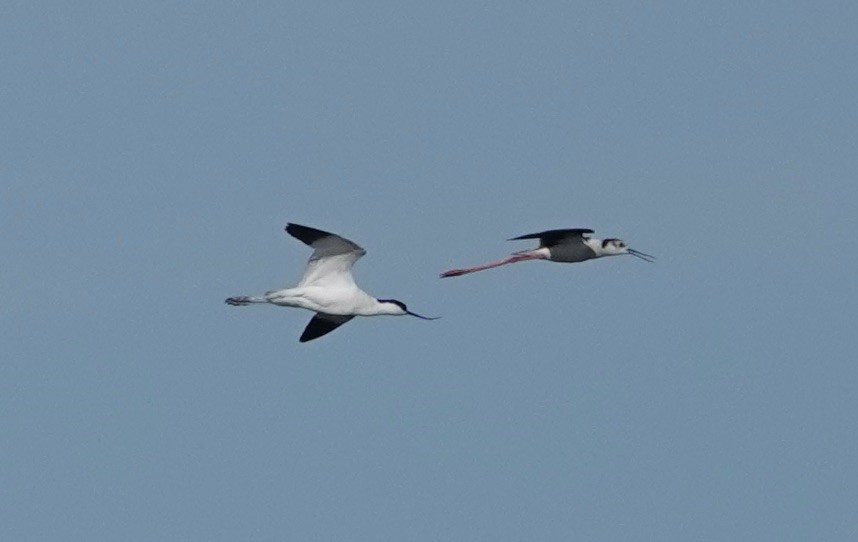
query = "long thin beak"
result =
(407, 310, 441, 320)
(628, 248, 655, 262)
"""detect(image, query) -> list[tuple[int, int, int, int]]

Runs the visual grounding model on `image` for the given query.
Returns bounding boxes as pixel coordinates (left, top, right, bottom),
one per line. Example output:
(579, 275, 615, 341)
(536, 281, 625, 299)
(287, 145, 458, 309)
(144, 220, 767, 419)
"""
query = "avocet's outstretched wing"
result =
(286, 223, 366, 288)
(300, 313, 354, 342)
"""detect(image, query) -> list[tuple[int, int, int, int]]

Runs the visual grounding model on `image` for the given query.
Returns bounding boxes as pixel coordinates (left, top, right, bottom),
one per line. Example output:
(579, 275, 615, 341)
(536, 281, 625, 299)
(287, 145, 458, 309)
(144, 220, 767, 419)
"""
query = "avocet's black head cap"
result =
(377, 299, 440, 320)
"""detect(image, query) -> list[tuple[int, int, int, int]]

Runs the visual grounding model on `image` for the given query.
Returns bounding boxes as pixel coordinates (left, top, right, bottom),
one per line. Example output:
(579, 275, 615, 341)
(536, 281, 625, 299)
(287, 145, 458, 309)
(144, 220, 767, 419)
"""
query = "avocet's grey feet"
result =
(225, 296, 257, 306)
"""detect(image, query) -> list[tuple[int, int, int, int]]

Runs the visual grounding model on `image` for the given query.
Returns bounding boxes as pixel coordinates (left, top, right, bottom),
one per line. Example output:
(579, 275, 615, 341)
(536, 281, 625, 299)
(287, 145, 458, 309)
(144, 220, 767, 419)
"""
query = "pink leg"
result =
(440, 254, 543, 278)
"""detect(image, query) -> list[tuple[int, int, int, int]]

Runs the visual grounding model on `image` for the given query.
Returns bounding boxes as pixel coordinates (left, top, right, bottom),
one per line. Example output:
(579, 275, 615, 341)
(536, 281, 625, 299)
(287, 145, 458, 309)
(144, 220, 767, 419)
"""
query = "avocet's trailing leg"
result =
(225, 296, 266, 306)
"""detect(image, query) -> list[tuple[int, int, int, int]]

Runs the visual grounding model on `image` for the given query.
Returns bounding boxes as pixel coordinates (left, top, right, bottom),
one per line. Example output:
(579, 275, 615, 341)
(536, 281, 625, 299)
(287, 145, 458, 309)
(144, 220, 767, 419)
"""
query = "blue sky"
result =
(2, 1, 857, 540)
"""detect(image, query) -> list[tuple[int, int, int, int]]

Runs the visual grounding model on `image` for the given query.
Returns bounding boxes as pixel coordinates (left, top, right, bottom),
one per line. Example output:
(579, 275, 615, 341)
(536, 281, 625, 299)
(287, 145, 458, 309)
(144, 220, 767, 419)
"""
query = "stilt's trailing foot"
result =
(440, 254, 543, 278)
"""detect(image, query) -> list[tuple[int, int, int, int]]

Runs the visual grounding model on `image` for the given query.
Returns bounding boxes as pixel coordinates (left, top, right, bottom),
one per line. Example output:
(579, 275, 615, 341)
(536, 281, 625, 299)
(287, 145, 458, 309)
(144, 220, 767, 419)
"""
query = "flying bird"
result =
(227, 223, 438, 342)
(440, 228, 654, 278)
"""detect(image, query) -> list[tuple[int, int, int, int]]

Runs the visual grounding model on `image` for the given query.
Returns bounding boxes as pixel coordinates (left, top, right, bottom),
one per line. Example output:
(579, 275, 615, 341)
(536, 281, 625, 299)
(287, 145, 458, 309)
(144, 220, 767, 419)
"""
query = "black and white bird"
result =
(441, 228, 654, 278)
(227, 223, 438, 342)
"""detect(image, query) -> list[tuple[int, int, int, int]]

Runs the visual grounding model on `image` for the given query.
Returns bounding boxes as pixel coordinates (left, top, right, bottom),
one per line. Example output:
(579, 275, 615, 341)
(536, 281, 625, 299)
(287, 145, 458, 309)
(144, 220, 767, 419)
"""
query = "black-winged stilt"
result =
(441, 228, 654, 278)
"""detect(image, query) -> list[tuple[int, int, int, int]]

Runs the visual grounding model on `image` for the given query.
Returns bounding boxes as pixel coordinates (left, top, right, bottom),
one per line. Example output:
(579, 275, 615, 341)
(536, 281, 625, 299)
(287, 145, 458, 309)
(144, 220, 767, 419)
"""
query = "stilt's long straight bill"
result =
(440, 254, 543, 278)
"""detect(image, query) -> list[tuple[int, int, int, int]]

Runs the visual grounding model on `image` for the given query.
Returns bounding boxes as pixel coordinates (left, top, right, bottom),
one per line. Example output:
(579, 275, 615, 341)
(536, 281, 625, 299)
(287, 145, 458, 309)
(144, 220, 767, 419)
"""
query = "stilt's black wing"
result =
(509, 228, 594, 247)
(299, 313, 354, 343)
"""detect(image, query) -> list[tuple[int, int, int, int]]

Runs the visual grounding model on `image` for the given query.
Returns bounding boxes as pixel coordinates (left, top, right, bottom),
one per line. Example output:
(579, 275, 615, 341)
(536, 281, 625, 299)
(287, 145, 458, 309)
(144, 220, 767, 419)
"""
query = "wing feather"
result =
(285, 223, 366, 287)
(508, 228, 594, 247)
(300, 313, 354, 342)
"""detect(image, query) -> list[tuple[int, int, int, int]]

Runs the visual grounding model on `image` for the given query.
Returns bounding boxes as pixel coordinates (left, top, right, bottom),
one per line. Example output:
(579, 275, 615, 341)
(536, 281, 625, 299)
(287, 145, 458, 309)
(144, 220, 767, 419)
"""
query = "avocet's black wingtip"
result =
(285, 223, 334, 245)
(299, 314, 354, 342)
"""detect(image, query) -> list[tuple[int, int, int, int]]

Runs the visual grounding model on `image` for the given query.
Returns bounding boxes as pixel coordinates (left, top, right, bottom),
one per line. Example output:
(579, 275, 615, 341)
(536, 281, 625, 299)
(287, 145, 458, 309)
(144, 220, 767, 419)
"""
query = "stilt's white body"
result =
(583, 237, 607, 257)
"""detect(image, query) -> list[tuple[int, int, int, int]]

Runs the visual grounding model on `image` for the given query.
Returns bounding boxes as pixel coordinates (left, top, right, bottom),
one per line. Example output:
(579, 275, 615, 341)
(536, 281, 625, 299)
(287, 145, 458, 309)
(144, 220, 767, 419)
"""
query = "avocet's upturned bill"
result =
(227, 223, 438, 342)
(440, 228, 654, 278)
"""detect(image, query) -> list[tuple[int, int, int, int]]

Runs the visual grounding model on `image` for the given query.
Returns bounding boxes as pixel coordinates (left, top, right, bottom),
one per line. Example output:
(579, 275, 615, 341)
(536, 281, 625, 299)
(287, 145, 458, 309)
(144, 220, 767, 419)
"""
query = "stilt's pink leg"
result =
(440, 254, 543, 278)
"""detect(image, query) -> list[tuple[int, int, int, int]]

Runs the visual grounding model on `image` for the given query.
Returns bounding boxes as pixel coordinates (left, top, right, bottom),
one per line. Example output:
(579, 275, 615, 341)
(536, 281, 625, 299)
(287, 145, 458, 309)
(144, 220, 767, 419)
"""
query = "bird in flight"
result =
(226, 223, 438, 342)
(440, 228, 654, 278)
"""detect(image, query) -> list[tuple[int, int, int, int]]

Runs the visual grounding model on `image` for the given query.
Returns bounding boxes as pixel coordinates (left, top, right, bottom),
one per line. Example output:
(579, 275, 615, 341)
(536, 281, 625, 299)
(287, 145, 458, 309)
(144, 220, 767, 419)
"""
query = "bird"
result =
(226, 223, 438, 342)
(440, 228, 654, 278)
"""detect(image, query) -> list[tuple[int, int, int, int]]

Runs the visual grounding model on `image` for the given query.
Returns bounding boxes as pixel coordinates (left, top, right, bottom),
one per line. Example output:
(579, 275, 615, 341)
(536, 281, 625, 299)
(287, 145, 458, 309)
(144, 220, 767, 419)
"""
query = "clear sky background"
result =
(2, 1, 857, 540)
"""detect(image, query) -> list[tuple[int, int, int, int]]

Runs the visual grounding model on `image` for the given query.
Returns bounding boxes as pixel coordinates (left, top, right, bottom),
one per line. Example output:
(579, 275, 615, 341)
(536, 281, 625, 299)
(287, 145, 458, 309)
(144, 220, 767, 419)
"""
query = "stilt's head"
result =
(376, 299, 440, 320)
(601, 239, 655, 262)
